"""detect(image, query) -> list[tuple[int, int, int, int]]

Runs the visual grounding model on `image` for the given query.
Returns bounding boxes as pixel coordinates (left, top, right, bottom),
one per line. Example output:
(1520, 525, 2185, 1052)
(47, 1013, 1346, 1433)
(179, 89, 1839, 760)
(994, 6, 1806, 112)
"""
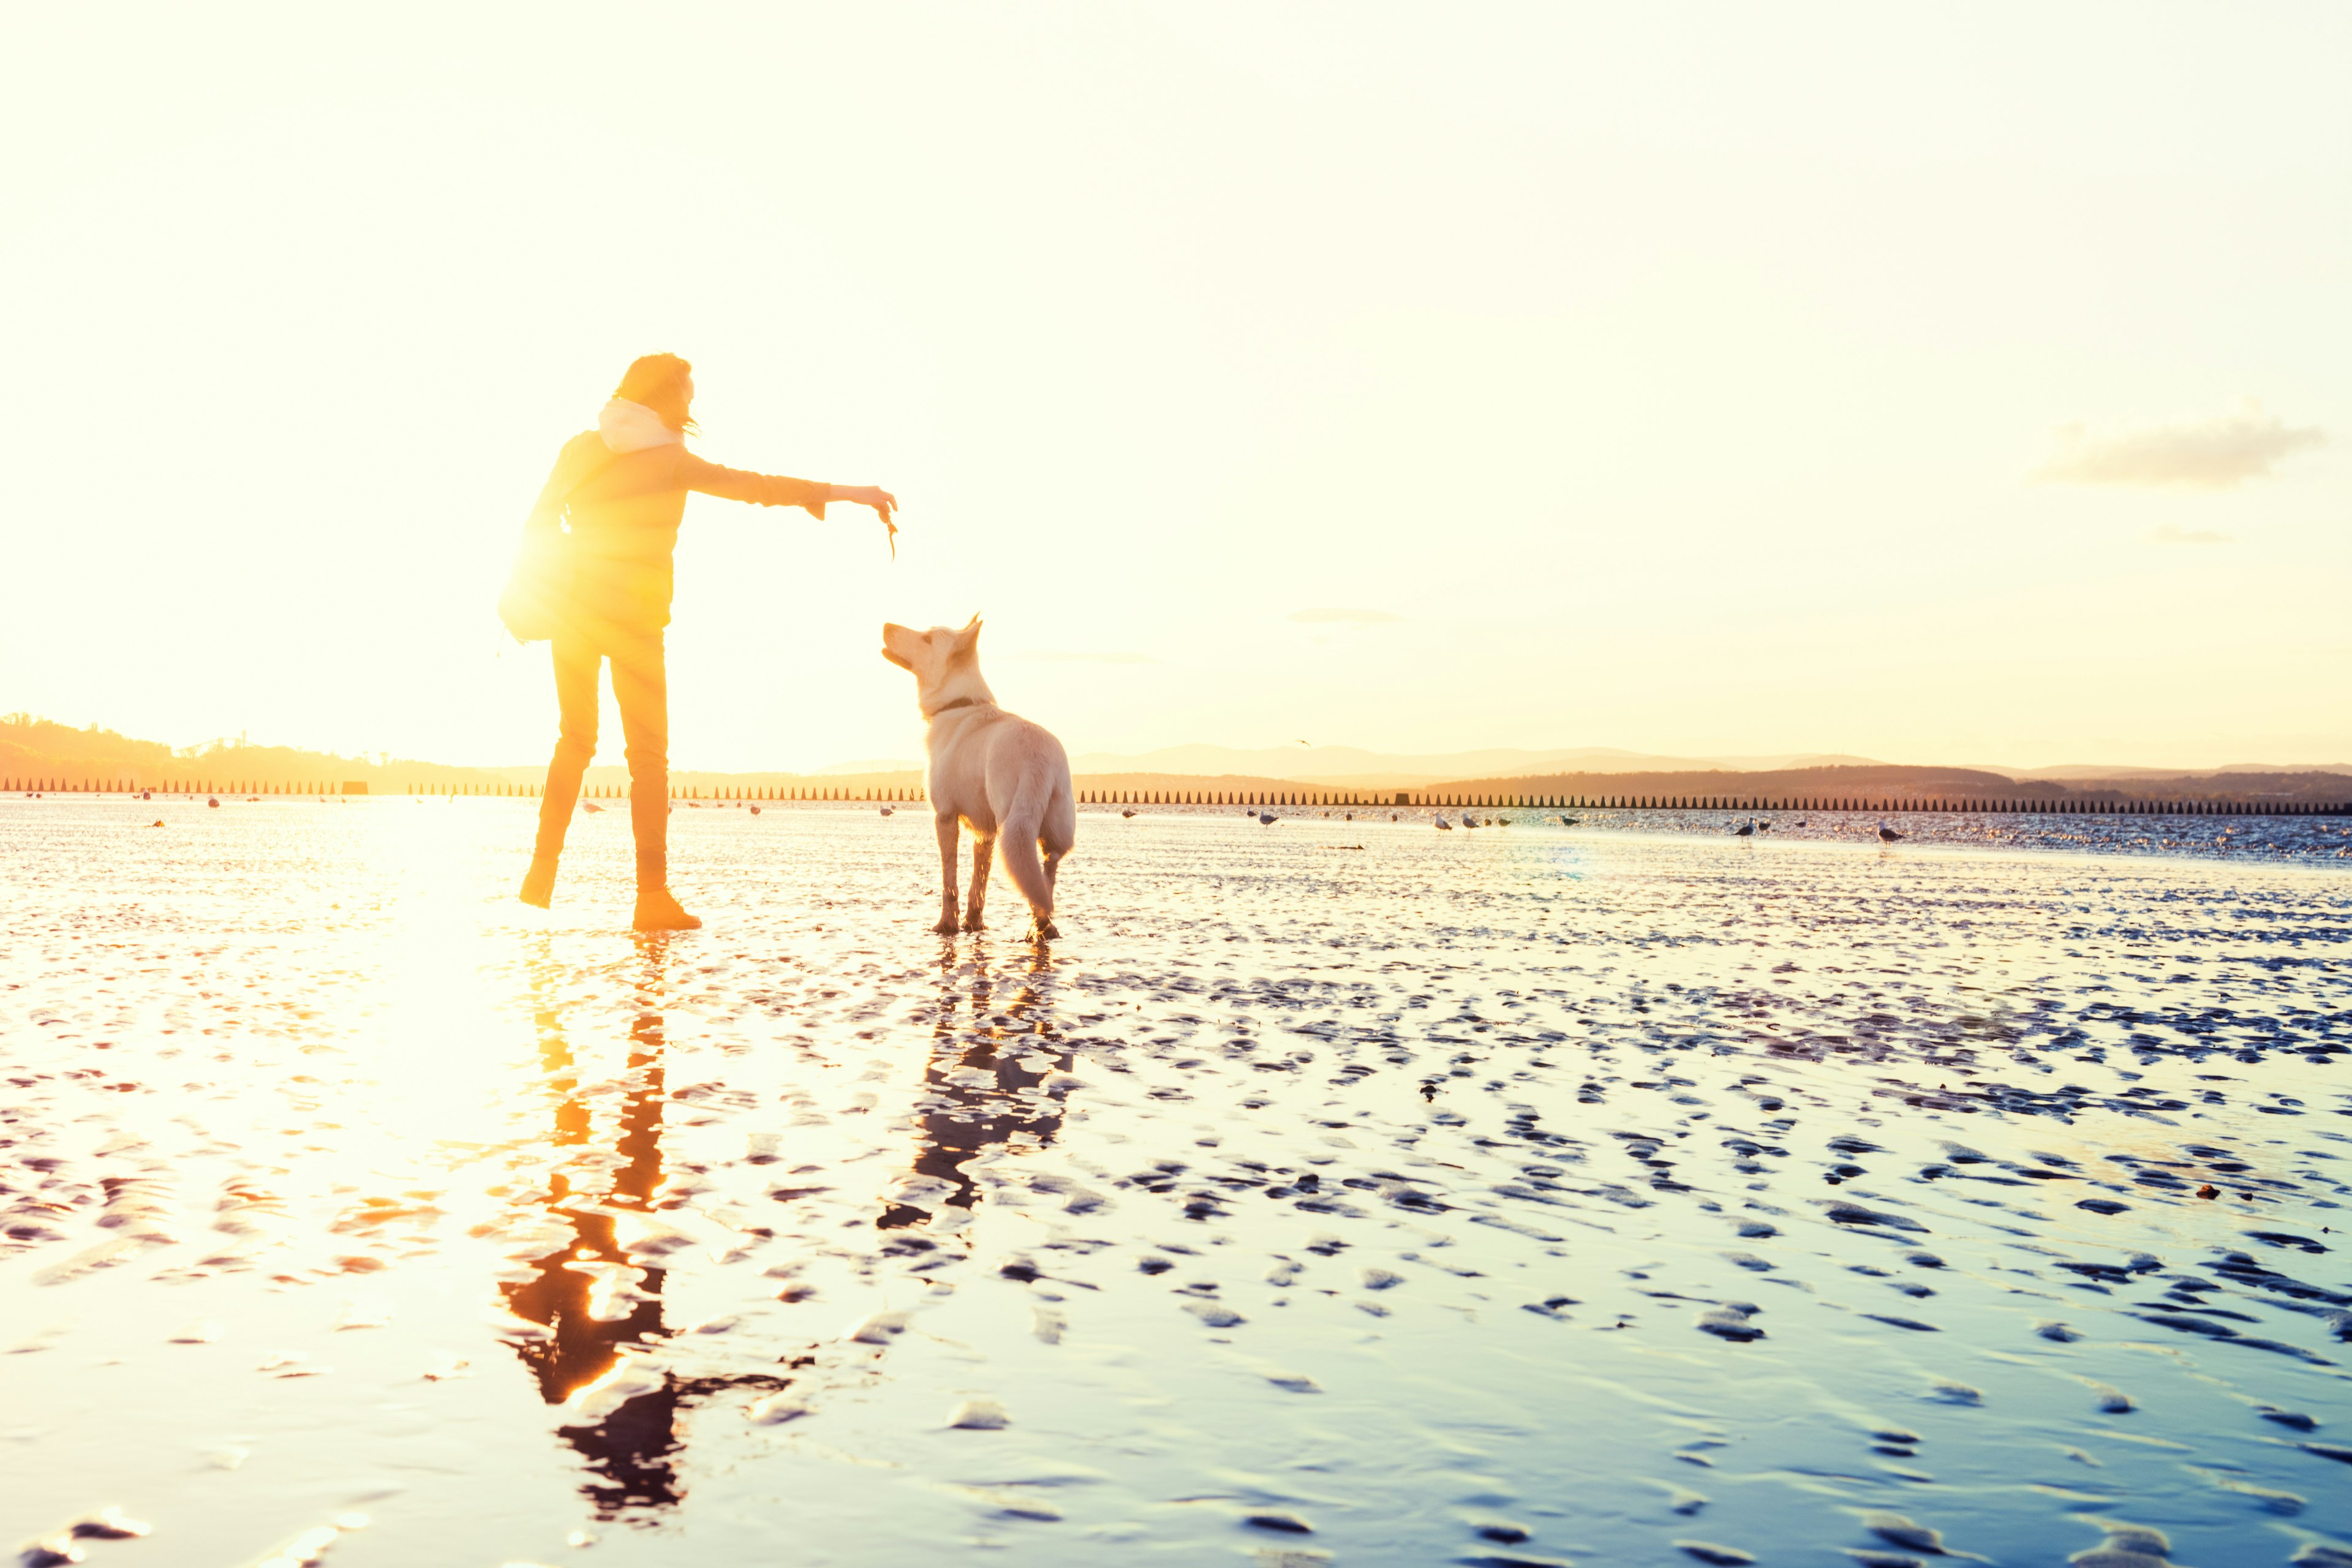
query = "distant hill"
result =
(1423, 763, 2352, 807)
(1066, 744, 1883, 791)
(2, 712, 539, 793)
(1996, 761, 2352, 781)
(0, 714, 175, 783)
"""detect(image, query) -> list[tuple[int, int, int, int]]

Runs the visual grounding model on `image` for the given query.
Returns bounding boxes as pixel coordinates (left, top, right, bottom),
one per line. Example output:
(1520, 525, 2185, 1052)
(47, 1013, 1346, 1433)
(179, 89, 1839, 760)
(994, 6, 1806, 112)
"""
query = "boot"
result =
(631, 812, 695, 930)
(633, 884, 702, 932)
(519, 854, 559, 909)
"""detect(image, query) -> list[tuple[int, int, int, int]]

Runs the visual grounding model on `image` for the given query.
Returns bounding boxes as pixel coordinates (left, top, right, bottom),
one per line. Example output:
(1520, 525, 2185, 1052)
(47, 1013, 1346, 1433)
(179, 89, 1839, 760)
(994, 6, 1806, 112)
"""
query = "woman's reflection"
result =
(502, 940, 783, 1517)
(881, 946, 1076, 1231)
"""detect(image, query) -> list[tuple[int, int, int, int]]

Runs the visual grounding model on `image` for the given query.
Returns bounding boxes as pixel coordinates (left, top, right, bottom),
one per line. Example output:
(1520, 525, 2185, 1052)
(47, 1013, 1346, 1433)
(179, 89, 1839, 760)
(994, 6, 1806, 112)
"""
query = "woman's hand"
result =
(834, 483, 896, 524)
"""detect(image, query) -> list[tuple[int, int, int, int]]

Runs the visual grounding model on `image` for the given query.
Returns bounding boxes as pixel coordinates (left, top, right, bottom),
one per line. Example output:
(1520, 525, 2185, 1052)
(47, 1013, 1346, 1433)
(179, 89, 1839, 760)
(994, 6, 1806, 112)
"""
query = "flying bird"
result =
(1877, 823, 1904, 843)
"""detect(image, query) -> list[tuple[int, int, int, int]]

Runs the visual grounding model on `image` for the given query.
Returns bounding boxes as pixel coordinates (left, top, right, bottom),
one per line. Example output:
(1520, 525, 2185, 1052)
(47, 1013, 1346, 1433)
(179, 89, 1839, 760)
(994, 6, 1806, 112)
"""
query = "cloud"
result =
(2149, 524, 2232, 546)
(2036, 402, 2324, 490)
(1005, 649, 1159, 664)
(1289, 608, 1401, 625)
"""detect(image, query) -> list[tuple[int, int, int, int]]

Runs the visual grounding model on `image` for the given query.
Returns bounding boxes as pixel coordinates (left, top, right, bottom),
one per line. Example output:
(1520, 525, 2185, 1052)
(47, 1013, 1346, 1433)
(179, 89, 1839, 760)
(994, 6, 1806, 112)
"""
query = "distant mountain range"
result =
(1065, 743, 2352, 791)
(1985, 761, 2352, 780)
(1422, 762, 2352, 808)
(1065, 744, 1888, 790)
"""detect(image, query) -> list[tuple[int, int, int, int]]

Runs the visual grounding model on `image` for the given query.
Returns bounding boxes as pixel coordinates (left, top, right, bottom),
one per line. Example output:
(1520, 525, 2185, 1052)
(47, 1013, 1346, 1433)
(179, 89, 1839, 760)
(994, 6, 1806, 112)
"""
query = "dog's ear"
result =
(959, 614, 983, 648)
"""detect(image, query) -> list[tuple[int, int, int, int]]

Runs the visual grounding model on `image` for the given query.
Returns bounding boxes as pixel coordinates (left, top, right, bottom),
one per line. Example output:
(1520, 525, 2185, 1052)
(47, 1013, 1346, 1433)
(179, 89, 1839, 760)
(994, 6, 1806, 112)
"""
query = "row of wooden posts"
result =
(9, 778, 356, 796)
(9, 777, 2348, 816)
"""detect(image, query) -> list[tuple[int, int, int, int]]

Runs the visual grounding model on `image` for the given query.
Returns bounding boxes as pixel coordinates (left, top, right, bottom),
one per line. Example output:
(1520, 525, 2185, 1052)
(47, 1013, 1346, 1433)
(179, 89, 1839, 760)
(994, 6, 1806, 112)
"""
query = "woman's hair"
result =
(614, 353, 695, 433)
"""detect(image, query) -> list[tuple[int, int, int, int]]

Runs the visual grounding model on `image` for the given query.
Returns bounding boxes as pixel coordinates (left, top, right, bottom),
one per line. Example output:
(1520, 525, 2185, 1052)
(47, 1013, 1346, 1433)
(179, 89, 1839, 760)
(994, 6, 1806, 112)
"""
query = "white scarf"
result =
(597, 398, 682, 453)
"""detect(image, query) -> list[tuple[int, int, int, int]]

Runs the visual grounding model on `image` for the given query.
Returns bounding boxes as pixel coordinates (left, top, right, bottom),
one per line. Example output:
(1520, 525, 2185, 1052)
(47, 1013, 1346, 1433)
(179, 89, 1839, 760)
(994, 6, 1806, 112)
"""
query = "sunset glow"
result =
(3, 6, 2344, 772)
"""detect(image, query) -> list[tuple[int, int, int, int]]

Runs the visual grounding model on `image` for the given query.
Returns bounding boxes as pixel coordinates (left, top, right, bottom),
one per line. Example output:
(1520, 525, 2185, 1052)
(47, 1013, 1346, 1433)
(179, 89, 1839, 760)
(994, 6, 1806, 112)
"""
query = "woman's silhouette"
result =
(513, 354, 895, 930)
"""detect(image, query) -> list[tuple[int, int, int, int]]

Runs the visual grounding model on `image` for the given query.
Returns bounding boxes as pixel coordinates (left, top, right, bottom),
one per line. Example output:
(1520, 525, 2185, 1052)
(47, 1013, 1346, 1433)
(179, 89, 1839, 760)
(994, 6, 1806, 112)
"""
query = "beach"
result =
(3, 797, 2348, 1566)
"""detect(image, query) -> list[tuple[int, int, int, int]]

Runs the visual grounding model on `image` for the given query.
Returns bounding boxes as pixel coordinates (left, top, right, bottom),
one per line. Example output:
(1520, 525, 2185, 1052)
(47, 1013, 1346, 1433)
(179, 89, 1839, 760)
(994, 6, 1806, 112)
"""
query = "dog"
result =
(881, 617, 1076, 939)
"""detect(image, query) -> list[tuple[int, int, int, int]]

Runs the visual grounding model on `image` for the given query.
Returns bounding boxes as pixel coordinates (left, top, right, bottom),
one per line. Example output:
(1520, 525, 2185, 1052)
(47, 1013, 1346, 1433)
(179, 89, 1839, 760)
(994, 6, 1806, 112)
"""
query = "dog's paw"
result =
(1029, 920, 1060, 942)
(930, 917, 960, 936)
(959, 914, 986, 933)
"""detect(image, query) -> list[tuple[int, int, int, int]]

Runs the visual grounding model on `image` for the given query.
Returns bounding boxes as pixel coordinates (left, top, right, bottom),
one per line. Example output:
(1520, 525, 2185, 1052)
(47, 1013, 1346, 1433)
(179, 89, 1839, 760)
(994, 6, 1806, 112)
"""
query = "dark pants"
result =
(533, 624, 669, 886)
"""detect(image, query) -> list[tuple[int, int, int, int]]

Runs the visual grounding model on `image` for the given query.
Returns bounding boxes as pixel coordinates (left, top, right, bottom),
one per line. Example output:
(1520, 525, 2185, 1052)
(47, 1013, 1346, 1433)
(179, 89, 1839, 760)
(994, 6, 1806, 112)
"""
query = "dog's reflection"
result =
(502, 940, 785, 1517)
(880, 944, 1076, 1231)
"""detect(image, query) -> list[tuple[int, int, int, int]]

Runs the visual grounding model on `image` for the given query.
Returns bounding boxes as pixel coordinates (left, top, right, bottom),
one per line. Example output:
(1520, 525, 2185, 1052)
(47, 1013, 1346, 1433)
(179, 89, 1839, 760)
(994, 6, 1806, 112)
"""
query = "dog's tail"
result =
(995, 760, 1060, 924)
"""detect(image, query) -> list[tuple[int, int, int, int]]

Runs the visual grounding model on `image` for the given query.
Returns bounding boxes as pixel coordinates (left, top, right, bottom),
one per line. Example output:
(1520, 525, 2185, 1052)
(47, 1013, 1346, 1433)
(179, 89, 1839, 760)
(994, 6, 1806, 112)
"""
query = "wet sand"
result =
(3, 797, 2349, 1566)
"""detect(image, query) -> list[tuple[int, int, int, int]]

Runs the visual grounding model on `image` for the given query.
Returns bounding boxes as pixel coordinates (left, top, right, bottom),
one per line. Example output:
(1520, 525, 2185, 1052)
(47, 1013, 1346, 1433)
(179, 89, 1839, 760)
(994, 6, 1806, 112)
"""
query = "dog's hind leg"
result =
(997, 807, 1059, 942)
(1039, 790, 1074, 928)
(998, 834, 1055, 941)
(932, 814, 961, 935)
(962, 831, 995, 932)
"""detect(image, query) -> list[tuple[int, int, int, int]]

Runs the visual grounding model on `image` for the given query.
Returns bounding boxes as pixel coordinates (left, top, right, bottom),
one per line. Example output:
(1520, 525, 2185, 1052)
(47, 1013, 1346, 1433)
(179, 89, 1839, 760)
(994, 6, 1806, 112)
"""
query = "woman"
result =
(516, 353, 897, 931)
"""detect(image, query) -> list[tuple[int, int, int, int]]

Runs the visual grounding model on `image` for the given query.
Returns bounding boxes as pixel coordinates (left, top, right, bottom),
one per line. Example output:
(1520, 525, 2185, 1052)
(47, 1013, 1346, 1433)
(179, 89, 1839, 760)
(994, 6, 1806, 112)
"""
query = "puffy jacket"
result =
(529, 432, 829, 629)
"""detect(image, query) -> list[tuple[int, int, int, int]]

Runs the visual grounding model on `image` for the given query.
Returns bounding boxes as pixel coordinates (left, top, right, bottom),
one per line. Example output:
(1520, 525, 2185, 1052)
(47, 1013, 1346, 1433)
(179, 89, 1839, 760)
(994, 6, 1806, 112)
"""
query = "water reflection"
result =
(502, 940, 783, 1517)
(880, 946, 1075, 1231)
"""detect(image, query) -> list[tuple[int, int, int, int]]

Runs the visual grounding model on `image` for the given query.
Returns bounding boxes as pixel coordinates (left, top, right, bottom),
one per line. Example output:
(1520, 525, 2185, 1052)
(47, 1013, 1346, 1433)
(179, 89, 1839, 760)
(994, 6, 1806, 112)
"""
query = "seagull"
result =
(1434, 816, 1452, 831)
(1733, 820, 1754, 837)
(207, 797, 219, 809)
(150, 819, 164, 827)
(1257, 812, 1276, 825)
(581, 801, 604, 813)
(1877, 822, 1903, 843)
(1463, 816, 1479, 829)
(1559, 815, 1578, 826)
(1121, 807, 1137, 819)
(879, 805, 894, 816)
(748, 805, 760, 815)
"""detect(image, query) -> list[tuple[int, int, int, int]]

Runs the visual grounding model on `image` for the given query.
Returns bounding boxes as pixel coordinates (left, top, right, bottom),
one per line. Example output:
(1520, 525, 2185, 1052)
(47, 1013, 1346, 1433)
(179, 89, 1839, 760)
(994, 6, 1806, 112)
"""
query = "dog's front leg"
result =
(932, 814, 961, 935)
(961, 832, 995, 932)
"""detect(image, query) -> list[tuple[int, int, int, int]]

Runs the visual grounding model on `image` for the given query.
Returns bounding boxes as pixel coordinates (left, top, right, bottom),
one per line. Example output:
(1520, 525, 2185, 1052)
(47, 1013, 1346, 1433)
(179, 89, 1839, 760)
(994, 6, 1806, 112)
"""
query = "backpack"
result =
(497, 440, 616, 643)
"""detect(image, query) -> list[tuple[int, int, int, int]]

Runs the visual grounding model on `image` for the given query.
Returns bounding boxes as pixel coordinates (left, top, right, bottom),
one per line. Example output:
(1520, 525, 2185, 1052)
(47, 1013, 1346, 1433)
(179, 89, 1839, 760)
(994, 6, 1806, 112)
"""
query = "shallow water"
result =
(4, 797, 2349, 1567)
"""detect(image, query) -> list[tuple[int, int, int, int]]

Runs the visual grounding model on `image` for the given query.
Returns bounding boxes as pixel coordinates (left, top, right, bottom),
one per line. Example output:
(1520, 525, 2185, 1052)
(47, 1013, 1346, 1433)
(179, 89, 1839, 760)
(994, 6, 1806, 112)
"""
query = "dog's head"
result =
(881, 616, 984, 704)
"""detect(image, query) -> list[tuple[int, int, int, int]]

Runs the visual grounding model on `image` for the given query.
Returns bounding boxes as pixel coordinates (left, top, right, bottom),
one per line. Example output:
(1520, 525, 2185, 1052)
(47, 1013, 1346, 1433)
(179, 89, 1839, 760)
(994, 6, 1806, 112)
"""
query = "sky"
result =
(2, 2, 2346, 774)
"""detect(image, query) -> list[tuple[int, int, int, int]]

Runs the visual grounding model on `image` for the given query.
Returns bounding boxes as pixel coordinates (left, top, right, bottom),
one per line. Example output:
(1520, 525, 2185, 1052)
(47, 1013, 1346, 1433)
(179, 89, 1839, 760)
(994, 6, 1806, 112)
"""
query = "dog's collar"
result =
(924, 696, 982, 718)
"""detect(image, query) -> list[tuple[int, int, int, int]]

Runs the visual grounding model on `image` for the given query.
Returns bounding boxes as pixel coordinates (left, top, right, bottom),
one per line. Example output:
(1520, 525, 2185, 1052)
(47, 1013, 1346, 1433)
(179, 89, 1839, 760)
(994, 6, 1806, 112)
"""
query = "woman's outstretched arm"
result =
(678, 453, 897, 544)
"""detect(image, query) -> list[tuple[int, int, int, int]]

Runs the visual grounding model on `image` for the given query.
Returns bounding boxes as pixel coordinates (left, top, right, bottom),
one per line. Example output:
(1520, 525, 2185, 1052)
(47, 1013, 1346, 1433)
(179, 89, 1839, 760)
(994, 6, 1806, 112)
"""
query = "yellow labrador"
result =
(880, 617, 1076, 939)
